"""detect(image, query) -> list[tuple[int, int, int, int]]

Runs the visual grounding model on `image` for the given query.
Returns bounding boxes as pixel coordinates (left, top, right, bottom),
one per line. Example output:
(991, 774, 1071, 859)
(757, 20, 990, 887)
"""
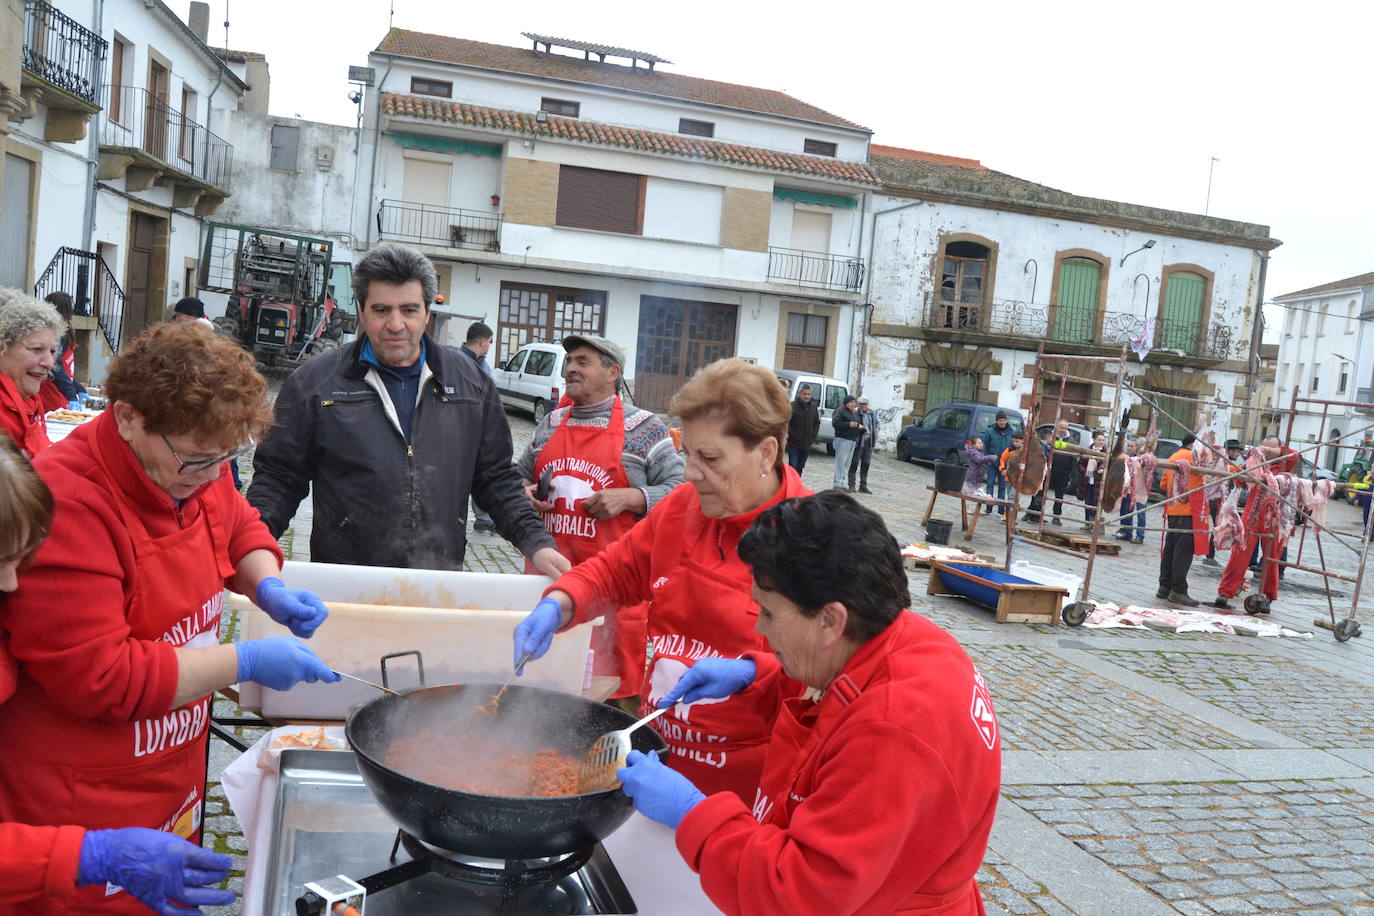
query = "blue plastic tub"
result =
(937, 563, 1039, 610)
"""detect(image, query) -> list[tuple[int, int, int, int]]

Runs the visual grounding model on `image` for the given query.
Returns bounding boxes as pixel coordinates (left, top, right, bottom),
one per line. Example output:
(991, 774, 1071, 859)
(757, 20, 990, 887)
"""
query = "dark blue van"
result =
(896, 402, 1025, 464)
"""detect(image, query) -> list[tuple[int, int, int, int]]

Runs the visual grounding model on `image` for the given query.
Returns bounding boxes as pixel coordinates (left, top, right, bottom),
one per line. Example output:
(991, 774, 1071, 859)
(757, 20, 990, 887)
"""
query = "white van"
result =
(774, 369, 849, 454)
(493, 341, 566, 424)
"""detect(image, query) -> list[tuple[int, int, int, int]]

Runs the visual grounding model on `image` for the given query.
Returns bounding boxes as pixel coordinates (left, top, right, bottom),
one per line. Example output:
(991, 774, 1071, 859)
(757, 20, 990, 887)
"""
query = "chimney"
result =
(188, 1, 210, 43)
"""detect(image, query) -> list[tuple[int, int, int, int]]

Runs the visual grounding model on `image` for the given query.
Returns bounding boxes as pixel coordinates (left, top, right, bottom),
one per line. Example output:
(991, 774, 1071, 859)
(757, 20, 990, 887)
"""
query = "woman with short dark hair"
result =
(514, 358, 811, 800)
(616, 491, 1002, 916)
(0, 322, 339, 914)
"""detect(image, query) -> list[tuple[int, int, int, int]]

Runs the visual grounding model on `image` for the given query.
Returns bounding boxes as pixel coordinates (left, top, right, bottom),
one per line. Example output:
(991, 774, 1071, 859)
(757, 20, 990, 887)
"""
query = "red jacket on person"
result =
(675, 611, 1001, 916)
(0, 373, 63, 457)
(552, 466, 811, 799)
(0, 639, 84, 904)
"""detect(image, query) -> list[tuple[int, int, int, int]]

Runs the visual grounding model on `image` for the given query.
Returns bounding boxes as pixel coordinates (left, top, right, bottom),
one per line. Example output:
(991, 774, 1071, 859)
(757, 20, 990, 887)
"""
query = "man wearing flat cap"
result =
(515, 334, 684, 707)
(848, 396, 880, 493)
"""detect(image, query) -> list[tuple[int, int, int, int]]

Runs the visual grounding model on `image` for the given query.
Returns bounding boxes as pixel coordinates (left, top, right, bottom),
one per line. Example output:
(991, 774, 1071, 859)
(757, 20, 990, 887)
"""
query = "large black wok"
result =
(346, 682, 669, 859)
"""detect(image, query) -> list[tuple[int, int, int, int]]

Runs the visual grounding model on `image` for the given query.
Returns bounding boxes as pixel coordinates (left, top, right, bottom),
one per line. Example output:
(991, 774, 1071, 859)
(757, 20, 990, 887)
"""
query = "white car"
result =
(493, 341, 567, 424)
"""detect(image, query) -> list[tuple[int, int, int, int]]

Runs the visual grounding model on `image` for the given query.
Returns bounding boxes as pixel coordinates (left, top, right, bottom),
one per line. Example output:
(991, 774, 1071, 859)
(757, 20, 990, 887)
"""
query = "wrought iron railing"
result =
(101, 85, 232, 189)
(34, 247, 127, 353)
(767, 247, 864, 292)
(921, 295, 1234, 359)
(21, 0, 106, 106)
(376, 200, 502, 251)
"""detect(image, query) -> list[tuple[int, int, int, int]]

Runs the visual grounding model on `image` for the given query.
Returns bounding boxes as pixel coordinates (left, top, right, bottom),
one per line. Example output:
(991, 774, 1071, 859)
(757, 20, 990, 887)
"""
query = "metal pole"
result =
(1205, 156, 1219, 215)
(1243, 251, 1268, 445)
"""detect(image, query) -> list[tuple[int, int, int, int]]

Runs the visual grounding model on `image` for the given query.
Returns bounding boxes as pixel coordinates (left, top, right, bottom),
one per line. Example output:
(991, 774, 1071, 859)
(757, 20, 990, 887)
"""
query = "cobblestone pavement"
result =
(201, 403, 1374, 915)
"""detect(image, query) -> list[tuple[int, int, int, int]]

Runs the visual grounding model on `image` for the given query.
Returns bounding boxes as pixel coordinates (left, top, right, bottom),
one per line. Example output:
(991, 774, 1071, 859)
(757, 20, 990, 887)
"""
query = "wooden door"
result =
(1038, 380, 1090, 425)
(1052, 258, 1100, 344)
(1158, 271, 1205, 356)
(145, 62, 170, 159)
(635, 296, 738, 411)
(127, 213, 157, 337)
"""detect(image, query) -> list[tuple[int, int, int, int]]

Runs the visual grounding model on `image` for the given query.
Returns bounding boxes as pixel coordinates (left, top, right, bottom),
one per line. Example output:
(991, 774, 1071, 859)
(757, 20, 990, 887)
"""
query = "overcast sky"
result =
(208, 0, 1372, 333)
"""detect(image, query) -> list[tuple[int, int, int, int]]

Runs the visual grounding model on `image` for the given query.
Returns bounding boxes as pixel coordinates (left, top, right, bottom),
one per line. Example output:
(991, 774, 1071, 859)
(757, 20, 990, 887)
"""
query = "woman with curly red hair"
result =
(0, 322, 338, 914)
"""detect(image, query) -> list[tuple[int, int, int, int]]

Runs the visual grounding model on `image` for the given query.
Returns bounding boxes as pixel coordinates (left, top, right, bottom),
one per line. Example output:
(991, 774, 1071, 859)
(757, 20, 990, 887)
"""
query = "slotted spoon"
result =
(579, 705, 672, 791)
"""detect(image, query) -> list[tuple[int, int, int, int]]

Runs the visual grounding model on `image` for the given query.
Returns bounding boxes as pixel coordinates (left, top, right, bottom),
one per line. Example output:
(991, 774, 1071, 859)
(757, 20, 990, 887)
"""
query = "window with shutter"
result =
(1052, 256, 1102, 344)
(556, 166, 644, 234)
(782, 313, 828, 372)
(1159, 270, 1206, 355)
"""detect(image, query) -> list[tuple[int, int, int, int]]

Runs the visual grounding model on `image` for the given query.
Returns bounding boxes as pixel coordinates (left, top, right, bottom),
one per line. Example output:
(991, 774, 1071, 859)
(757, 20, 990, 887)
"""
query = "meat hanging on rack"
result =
(1297, 478, 1335, 528)
(1213, 486, 1244, 552)
(1010, 442, 1047, 496)
(1127, 453, 1158, 505)
(1101, 454, 1127, 515)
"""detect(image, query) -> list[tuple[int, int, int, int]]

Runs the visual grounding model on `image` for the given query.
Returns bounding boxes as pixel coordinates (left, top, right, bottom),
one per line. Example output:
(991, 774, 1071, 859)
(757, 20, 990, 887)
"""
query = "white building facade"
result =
(1272, 272, 1374, 470)
(357, 29, 876, 410)
(860, 146, 1280, 450)
(1, 0, 245, 383)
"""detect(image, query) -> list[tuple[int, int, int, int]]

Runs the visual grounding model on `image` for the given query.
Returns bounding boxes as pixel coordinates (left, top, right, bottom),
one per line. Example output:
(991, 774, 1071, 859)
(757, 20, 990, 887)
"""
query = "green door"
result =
(1159, 272, 1205, 355)
(1052, 258, 1100, 344)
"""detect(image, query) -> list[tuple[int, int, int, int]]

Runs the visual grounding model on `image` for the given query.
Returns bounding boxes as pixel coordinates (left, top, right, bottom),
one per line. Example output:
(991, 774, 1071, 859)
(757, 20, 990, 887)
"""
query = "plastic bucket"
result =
(934, 461, 966, 493)
(925, 518, 954, 545)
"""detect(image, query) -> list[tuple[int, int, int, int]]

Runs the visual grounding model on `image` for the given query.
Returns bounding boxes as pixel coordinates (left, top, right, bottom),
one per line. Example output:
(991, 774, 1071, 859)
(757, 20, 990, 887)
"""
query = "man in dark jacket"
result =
(786, 384, 821, 473)
(247, 243, 568, 574)
(982, 411, 1014, 515)
(1048, 419, 1076, 526)
(831, 395, 863, 491)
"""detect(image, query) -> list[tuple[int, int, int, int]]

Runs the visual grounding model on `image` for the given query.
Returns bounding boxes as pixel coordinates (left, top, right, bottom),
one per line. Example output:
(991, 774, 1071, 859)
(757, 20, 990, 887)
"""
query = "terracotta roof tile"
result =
(382, 92, 880, 185)
(869, 144, 985, 170)
(1274, 271, 1374, 300)
(376, 29, 868, 132)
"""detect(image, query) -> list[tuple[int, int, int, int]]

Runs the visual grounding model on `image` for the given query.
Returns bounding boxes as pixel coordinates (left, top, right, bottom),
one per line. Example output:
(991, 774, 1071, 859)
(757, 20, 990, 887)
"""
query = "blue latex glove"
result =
(255, 577, 329, 638)
(75, 392, 89, 409)
(77, 827, 235, 916)
(513, 597, 562, 670)
(236, 636, 340, 691)
(658, 657, 756, 708)
(67, 399, 81, 411)
(617, 750, 706, 828)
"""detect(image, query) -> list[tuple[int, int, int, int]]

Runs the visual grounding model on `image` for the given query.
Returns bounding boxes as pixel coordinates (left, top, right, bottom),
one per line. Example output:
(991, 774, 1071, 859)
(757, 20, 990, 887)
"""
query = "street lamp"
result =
(1119, 239, 1156, 267)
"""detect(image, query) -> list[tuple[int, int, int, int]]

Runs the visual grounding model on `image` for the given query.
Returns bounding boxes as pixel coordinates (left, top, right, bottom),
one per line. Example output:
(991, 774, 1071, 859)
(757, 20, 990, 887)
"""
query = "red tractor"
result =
(199, 222, 357, 365)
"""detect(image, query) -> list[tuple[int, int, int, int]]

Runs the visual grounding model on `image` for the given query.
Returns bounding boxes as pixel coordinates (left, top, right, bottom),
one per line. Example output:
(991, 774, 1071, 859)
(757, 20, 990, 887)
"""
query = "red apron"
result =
(638, 541, 773, 802)
(59, 342, 75, 384)
(0, 434, 233, 914)
(0, 374, 52, 458)
(526, 398, 646, 698)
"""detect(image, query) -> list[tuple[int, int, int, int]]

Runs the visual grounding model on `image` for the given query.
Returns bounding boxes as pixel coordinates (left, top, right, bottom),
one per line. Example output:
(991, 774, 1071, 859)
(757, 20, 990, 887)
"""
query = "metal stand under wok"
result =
(294, 831, 626, 916)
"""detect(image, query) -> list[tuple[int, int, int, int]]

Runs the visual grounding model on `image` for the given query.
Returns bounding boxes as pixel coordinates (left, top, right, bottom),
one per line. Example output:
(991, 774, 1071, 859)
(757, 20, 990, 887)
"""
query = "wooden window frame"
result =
(541, 97, 581, 118)
(555, 165, 645, 235)
(178, 85, 196, 161)
(1048, 248, 1110, 344)
(803, 138, 837, 157)
(678, 118, 714, 137)
(109, 36, 128, 124)
(496, 281, 607, 361)
(1156, 263, 1214, 355)
(410, 77, 453, 98)
(931, 233, 998, 330)
(782, 312, 828, 373)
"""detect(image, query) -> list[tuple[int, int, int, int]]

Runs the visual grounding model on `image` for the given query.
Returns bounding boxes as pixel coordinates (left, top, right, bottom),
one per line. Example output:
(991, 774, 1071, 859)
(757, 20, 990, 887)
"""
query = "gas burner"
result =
(395, 831, 595, 887)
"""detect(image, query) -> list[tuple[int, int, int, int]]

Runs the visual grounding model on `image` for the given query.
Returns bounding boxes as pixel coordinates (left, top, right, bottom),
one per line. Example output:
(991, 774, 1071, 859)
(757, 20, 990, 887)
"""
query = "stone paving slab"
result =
(1002, 780, 1374, 914)
(1005, 750, 1256, 786)
(965, 645, 1252, 752)
(1195, 749, 1373, 781)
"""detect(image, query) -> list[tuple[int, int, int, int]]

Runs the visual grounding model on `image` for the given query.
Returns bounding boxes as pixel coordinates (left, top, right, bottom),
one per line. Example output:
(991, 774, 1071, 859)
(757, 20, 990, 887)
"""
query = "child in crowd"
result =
(963, 436, 998, 501)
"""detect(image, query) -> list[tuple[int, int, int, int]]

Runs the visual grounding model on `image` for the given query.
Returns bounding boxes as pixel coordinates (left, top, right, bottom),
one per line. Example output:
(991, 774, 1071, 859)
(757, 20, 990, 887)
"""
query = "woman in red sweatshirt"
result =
(0, 289, 67, 457)
(515, 359, 811, 801)
(0, 323, 338, 914)
(617, 491, 1002, 916)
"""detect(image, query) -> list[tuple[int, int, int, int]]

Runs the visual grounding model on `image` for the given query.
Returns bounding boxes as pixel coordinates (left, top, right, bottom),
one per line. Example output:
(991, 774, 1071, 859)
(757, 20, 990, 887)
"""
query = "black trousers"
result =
(1159, 515, 1195, 595)
(849, 442, 873, 487)
(1051, 481, 1069, 517)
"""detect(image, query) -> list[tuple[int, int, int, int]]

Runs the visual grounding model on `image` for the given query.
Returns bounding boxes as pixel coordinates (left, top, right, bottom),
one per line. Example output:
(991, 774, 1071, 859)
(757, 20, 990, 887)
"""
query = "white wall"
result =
(370, 54, 869, 163)
(431, 261, 855, 393)
(860, 195, 1267, 448)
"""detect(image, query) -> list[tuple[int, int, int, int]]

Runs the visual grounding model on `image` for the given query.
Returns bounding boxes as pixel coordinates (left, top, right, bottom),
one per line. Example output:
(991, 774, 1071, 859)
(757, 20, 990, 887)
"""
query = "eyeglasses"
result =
(162, 435, 253, 475)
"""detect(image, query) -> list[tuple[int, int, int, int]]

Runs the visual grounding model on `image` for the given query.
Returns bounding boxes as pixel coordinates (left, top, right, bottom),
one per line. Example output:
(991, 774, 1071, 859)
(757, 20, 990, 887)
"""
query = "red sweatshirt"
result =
(553, 467, 811, 797)
(0, 411, 281, 727)
(676, 611, 1001, 916)
(0, 639, 83, 904)
(0, 373, 63, 457)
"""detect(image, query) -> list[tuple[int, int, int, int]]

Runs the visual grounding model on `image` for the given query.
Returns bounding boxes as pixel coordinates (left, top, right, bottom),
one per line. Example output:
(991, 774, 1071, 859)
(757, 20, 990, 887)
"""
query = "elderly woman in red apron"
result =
(515, 358, 811, 801)
(0, 289, 67, 457)
(0, 323, 338, 914)
(617, 492, 1002, 916)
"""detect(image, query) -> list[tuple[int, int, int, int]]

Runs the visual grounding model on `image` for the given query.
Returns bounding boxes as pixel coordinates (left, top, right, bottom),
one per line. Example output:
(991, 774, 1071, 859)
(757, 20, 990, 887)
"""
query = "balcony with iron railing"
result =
(376, 200, 502, 252)
(18, 0, 106, 142)
(98, 85, 232, 213)
(767, 247, 865, 293)
(920, 292, 1235, 361)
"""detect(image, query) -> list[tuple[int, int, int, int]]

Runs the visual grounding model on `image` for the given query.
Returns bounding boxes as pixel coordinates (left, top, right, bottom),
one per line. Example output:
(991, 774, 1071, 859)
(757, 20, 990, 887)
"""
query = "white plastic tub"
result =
(1008, 560, 1082, 610)
(230, 560, 593, 720)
